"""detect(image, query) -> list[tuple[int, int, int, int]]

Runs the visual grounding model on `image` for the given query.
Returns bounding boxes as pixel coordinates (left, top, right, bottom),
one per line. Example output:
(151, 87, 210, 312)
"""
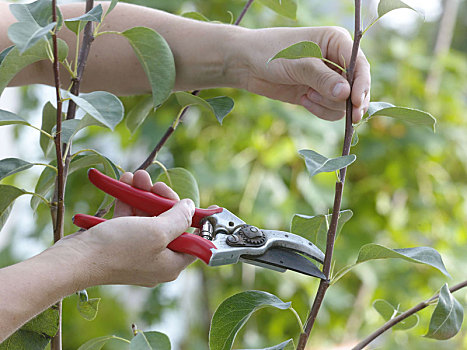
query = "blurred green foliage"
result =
(1, 0, 466, 349)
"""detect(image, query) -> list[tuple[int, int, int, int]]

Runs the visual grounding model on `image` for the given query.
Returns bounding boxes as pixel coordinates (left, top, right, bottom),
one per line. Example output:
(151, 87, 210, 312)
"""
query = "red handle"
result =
(73, 214, 215, 264)
(88, 168, 223, 229)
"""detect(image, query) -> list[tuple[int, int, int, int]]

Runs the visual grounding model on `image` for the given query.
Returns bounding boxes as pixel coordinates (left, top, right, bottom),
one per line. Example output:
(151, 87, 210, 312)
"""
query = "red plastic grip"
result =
(72, 214, 215, 264)
(88, 168, 223, 228)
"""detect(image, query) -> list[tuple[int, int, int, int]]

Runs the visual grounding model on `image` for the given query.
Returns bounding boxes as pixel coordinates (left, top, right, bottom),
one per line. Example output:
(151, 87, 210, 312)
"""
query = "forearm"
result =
(0, 244, 88, 342)
(1, 2, 248, 94)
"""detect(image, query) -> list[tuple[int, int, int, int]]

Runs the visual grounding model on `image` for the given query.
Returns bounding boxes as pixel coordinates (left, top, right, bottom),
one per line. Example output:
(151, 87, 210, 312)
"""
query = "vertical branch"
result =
(137, 0, 255, 171)
(50, 2, 64, 349)
(296, 1, 363, 349)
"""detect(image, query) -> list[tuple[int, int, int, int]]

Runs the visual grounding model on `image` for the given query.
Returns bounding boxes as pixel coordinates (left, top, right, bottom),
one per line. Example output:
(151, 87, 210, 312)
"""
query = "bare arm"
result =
(0, 2, 370, 121)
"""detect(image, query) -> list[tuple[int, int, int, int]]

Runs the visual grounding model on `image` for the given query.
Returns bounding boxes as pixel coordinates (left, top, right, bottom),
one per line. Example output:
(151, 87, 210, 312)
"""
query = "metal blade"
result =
(241, 247, 326, 279)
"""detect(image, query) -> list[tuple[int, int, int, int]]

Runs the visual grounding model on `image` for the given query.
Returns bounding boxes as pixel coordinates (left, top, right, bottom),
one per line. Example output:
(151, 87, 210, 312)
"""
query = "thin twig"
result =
(50, 2, 64, 348)
(353, 279, 467, 349)
(136, 0, 255, 171)
(296, 1, 363, 349)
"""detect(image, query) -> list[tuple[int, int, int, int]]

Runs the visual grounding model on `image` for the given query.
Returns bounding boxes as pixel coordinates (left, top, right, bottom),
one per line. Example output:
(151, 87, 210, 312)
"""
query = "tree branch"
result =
(353, 279, 467, 350)
(136, 0, 255, 171)
(296, 1, 362, 349)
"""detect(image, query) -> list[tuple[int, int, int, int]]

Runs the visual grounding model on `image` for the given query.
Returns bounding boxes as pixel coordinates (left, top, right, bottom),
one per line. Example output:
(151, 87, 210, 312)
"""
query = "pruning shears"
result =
(73, 169, 326, 279)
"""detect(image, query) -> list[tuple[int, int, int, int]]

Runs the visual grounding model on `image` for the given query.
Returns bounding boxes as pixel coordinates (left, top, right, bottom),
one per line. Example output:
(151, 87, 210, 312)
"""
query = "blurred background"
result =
(0, 0, 466, 349)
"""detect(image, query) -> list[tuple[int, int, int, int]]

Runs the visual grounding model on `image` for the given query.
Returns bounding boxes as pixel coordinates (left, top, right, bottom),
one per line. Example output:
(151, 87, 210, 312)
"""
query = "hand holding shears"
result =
(73, 169, 326, 279)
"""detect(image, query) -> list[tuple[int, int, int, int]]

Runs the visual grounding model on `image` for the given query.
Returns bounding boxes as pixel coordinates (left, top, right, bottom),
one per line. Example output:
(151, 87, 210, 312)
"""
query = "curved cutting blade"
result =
(241, 247, 326, 279)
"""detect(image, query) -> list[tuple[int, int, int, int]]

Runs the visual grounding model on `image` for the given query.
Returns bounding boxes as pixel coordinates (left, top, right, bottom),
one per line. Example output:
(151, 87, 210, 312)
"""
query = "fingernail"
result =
(307, 91, 322, 103)
(360, 92, 366, 106)
(181, 199, 195, 216)
(332, 83, 345, 97)
(302, 98, 313, 110)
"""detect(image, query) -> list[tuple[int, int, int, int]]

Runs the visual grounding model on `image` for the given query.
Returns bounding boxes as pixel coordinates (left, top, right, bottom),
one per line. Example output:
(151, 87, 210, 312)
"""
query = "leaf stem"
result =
(94, 30, 120, 37)
(25, 191, 51, 207)
(322, 58, 346, 73)
(136, 0, 255, 171)
(352, 279, 467, 349)
(33, 162, 58, 172)
(362, 17, 380, 36)
(290, 307, 304, 332)
(296, 1, 363, 349)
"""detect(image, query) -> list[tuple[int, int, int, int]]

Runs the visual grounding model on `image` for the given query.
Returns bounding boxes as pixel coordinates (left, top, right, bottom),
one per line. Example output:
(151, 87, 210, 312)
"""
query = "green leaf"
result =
(0, 46, 14, 66)
(0, 109, 30, 126)
(356, 244, 451, 277)
(31, 153, 119, 211)
(54, 115, 107, 144)
(377, 0, 417, 18)
(0, 158, 33, 180)
(10, 0, 62, 28)
(268, 41, 322, 63)
(77, 335, 129, 350)
(364, 101, 436, 131)
(121, 27, 175, 108)
(373, 299, 419, 331)
(156, 167, 200, 207)
(425, 284, 464, 340)
(291, 209, 352, 251)
(174, 92, 234, 125)
(105, 0, 119, 17)
(299, 149, 356, 177)
(182, 11, 210, 21)
(209, 291, 291, 350)
(78, 298, 101, 321)
(239, 339, 294, 350)
(39, 102, 57, 157)
(129, 331, 171, 350)
(0, 185, 27, 231)
(0, 39, 68, 97)
(257, 0, 297, 19)
(64, 91, 124, 130)
(206, 97, 235, 125)
(0, 307, 59, 350)
(65, 5, 103, 34)
(8, 21, 56, 54)
(125, 94, 154, 133)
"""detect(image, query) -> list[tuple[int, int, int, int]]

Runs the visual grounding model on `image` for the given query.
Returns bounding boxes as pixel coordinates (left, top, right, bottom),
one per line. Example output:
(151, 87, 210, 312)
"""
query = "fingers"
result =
(351, 54, 371, 122)
(300, 95, 345, 121)
(151, 182, 179, 201)
(155, 198, 195, 242)
(113, 172, 134, 217)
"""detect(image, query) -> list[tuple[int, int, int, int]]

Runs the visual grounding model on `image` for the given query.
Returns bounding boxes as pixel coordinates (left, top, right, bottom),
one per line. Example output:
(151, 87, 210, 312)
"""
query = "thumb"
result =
(155, 199, 195, 242)
(295, 59, 350, 101)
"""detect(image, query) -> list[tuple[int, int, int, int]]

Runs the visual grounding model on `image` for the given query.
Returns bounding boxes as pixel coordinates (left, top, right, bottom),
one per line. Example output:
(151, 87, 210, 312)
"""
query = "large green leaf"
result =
(0, 307, 59, 350)
(239, 339, 294, 350)
(0, 39, 68, 96)
(10, 0, 62, 28)
(129, 331, 171, 350)
(125, 94, 154, 133)
(8, 21, 56, 54)
(356, 244, 450, 277)
(65, 5, 103, 34)
(0, 46, 14, 66)
(77, 335, 129, 350)
(209, 291, 291, 350)
(0, 110, 30, 126)
(121, 27, 175, 108)
(54, 115, 107, 144)
(64, 91, 124, 130)
(156, 167, 200, 207)
(373, 299, 419, 331)
(377, 0, 417, 18)
(0, 184, 27, 231)
(39, 102, 57, 157)
(425, 284, 464, 340)
(291, 209, 352, 251)
(31, 153, 119, 211)
(364, 101, 436, 131)
(257, 0, 297, 20)
(268, 41, 322, 63)
(105, 0, 119, 17)
(299, 149, 356, 177)
(175, 92, 234, 125)
(0, 158, 33, 181)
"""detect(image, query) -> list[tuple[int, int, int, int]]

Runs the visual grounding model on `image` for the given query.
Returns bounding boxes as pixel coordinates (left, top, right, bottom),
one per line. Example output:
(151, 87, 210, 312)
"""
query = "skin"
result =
(0, 1, 372, 341)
